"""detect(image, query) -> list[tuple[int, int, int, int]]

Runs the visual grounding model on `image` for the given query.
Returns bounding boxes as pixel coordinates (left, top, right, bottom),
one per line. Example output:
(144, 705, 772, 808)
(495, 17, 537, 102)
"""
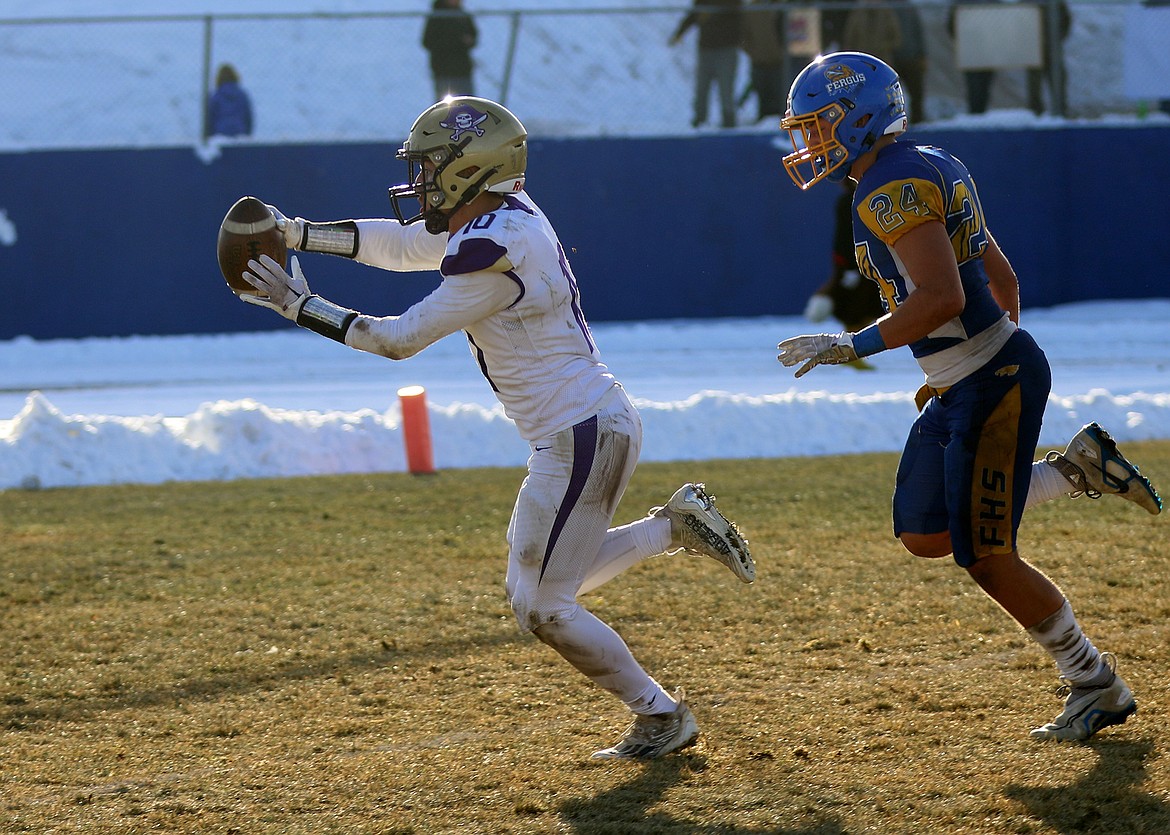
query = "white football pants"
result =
(505, 386, 675, 714)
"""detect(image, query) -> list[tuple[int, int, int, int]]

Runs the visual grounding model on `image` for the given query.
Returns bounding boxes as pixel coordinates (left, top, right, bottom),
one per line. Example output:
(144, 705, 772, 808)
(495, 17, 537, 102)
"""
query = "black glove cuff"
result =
(302, 220, 359, 258)
(296, 295, 359, 343)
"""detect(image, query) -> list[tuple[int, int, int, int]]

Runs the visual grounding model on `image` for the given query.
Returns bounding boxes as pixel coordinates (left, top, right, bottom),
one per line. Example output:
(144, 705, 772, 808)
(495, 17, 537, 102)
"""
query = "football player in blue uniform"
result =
(775, 52, 1162, 741)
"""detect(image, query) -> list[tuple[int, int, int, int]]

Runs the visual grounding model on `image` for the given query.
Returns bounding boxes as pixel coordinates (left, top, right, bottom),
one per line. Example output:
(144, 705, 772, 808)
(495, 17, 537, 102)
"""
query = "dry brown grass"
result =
(2, 447, 1168, 834)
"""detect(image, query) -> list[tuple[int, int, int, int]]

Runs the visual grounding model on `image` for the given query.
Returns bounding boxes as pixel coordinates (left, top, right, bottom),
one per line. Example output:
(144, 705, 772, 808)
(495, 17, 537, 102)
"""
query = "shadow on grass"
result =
(557, 754, 847, 834)
(1003, 739, 1167, 834)
(1, 625, 523, 729)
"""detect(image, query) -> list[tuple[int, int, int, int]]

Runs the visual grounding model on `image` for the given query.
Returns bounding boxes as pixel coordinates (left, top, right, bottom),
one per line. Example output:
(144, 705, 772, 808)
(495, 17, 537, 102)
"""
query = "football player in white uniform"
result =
(236, 96, 755, 760)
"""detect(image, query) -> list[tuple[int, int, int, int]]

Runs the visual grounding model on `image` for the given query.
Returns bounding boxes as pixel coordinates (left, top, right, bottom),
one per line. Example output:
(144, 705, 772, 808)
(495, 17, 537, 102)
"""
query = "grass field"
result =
(2, 446, 1168, 834)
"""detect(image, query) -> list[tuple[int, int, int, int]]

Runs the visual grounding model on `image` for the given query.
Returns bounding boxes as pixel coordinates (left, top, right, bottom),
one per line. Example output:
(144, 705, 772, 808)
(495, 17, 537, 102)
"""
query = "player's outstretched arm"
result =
(266, 203, 360, 259)
(268, 204, 445, 272)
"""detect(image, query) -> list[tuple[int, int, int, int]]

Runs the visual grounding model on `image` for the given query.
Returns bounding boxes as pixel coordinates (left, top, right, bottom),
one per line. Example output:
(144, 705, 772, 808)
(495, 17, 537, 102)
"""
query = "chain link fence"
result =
(1, 3, 1168, 150)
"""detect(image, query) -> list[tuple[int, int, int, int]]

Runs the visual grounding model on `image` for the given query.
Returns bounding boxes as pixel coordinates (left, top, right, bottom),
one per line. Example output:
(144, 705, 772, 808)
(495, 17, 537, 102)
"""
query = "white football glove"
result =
(777, 331, 858, 378)
(266, 203, 306, 250)
(240, 255, 310, 321)
(803, 293, 833, 323)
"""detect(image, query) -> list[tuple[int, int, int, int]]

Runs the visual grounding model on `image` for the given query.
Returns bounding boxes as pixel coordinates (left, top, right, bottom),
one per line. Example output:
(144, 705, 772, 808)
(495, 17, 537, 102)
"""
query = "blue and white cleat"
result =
(1030, 654, 1137, 742)
(1045, 422, 1163, 515)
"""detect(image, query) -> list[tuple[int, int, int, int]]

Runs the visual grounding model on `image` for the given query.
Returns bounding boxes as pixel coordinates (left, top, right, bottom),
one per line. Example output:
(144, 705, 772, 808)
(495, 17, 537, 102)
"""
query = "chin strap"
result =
(423, 211, 450, 235)
(424, 168, 502, 234)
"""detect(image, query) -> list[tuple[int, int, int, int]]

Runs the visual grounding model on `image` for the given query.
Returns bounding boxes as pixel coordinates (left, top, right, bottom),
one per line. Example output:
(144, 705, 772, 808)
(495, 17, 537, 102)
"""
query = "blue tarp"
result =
(1, 125, 1166, 339)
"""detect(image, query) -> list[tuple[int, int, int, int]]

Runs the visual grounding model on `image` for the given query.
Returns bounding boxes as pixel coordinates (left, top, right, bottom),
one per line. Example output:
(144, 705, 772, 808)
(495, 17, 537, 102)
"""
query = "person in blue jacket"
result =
(207, 63, 253, 138)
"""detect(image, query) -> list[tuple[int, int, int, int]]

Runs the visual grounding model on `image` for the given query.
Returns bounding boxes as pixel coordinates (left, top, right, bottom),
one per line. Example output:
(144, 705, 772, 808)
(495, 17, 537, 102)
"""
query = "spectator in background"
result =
(206, 63, 253, 138)
(1027, 0, 1071, 116)
(670, 0, 744, 128)
(821, 4, 849, 52)
(949, 0, 996, 115)
(841, 0, 902, 70)
(739, 0, 787, 123)
(1144, 0, 1170, 114)
(892, 2, 928, 123)
(423, 0, 478, 101)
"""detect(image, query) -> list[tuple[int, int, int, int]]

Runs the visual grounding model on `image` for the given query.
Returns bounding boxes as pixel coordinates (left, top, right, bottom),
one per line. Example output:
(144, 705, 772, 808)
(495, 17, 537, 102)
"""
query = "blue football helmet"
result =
(780, 52, 907, 190)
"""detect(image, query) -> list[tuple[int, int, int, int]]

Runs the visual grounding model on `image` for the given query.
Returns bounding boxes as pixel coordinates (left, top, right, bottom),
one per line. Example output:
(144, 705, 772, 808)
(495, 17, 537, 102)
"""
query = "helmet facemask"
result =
(390, 140, 497, 235)
(781, 102, 851, 190)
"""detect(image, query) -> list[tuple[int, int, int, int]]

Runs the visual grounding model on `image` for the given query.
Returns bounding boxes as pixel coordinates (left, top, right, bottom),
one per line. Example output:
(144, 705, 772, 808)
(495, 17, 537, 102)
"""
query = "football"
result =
(216, 196, 287, 295)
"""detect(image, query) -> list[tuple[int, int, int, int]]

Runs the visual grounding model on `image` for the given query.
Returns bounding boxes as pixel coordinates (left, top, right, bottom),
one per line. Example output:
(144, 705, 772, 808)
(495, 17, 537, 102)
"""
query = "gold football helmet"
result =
(389, 96, 528, 234)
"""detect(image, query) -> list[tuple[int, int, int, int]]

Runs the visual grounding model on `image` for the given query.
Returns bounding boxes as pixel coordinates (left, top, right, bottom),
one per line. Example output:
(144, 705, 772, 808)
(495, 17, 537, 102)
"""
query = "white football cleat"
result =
(1045, 422, 1162, 515)
(591, 688, 699, 760)
(653, 482, 755, 583)
(1030, 654, 1136, 742)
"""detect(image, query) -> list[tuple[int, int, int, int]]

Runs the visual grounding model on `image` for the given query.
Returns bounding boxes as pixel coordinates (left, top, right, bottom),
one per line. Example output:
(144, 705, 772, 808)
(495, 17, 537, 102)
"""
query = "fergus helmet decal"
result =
(823, 63, 866, 96)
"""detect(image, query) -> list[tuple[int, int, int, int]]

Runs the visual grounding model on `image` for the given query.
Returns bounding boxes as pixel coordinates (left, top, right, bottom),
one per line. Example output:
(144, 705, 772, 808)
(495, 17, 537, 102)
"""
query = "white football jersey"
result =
(345, 192, 619, 440)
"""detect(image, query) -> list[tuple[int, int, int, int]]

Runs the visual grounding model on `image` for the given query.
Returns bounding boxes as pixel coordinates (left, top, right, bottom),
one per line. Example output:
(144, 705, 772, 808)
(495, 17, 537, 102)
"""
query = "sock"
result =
(533, 606, 673, 714)
(1025, 599, 1110, 687)
(626, 679, 679, 715)
(577, 515, 672, 595)
(1024, 458, 1074, 510)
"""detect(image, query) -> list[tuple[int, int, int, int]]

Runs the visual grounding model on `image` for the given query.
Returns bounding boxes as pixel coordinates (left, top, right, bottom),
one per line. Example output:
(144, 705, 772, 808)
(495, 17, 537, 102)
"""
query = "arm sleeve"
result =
(344, 270, 520, 360)
(353, 220, 449, 272)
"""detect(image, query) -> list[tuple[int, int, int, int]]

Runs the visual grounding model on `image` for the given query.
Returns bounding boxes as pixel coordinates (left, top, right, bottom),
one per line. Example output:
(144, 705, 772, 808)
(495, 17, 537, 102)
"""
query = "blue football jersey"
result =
(852, 141, 1010, 372)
